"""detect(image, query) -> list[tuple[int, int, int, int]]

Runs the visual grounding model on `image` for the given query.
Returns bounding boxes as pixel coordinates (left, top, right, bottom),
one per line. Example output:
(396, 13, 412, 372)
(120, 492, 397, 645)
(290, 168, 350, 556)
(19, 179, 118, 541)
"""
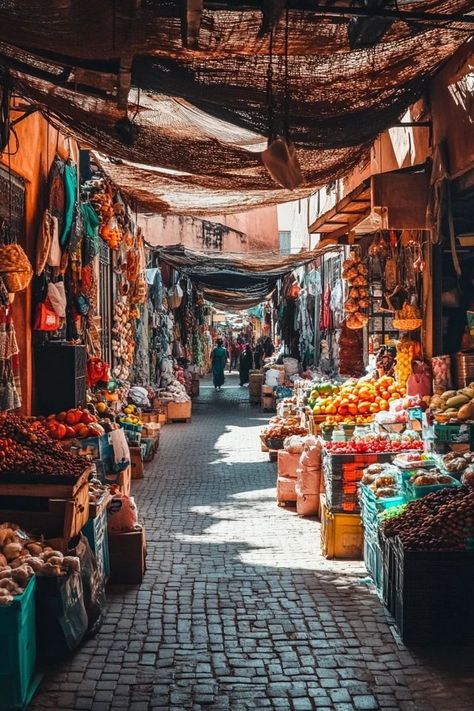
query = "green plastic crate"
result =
(406, 476, 460, 500)
(434, 423, 474, 444)
(0, 576, 41, 710)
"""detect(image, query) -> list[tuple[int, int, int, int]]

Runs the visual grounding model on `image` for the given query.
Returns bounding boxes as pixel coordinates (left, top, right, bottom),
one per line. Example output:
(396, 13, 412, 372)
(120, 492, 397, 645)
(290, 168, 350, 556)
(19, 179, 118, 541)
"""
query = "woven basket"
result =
(0, 243, 33, 292)
(392, 318, 422, 331)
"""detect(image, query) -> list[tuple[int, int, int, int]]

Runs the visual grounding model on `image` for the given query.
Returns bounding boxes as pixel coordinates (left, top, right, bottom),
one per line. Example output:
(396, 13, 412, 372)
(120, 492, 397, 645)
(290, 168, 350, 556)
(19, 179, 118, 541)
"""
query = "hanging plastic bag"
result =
(34, 299, 60, 331)
(168, 283, 183, 309)
(47, 281, 67, 317)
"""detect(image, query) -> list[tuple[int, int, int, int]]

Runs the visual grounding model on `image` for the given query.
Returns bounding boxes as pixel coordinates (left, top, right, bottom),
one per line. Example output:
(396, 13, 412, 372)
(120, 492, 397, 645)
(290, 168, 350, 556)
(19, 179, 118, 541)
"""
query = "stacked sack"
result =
(296, 437, 322, 516)
(276, 435, 305, 504)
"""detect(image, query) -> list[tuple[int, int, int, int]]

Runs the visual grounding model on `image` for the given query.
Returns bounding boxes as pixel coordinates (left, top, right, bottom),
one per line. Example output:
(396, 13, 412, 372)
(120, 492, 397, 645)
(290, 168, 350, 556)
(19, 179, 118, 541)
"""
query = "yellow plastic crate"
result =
(320, 494, 363, 560)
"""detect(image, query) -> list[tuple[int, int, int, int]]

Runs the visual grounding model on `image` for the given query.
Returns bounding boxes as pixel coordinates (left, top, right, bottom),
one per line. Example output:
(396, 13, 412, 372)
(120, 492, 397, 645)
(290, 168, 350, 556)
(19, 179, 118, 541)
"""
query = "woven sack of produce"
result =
(276, 476, 297, 503)
(277, 450, 300, 479)
(296, 492, 319, 517)
(297, 466, 321, 495)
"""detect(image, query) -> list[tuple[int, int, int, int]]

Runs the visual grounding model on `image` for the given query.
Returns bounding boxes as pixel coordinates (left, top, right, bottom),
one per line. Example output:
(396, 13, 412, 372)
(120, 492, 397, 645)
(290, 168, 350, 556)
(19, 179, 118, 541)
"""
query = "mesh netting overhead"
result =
(0, 1, 472, 214)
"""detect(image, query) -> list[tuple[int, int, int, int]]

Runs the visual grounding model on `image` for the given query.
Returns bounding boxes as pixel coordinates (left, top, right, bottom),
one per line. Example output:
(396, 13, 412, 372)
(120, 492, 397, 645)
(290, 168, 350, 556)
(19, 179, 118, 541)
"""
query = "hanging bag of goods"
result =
(0, 242, 33, 292)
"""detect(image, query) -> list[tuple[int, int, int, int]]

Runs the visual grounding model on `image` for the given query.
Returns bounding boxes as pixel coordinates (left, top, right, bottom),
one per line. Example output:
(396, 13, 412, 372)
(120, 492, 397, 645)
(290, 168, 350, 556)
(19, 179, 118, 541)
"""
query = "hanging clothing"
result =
(211, 345, 228, 388)
(0, 304, 21, 411)
(60, 160, 77, 247)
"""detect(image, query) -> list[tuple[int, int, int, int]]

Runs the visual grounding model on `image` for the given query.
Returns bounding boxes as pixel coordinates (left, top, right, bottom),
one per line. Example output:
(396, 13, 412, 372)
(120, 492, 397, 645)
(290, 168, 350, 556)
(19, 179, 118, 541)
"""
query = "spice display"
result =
(0, 414, 88, 480)
(381, 487, 474, 551)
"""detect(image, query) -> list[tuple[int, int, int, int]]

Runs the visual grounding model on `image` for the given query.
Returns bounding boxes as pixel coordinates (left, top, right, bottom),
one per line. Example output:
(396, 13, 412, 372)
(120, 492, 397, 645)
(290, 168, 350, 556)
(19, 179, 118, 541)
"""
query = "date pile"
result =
(0, 414, 89, 479)
(382, 487, 474, 551)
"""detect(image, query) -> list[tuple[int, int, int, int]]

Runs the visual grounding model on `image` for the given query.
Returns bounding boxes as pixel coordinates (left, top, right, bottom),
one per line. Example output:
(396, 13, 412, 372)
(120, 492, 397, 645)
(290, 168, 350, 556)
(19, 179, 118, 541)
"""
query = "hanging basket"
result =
(392, 318, 422, 331)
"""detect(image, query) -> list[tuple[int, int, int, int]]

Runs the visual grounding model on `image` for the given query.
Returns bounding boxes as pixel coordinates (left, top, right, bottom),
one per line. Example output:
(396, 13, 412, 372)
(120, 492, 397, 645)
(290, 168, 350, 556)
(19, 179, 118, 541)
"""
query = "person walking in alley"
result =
(211, 338, 228, 390)
(239, 343, 254, 386)
(254, 338, 264, 370)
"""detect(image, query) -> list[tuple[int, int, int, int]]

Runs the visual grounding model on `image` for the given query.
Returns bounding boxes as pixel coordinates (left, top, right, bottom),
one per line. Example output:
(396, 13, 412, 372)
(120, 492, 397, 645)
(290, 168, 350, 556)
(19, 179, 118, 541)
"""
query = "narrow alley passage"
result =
(31, 376, 474, 711)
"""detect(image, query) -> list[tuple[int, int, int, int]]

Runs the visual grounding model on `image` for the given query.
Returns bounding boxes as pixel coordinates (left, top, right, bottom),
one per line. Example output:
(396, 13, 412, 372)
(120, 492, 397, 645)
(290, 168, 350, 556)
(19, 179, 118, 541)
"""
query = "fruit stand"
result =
(261, 361, 474, 644)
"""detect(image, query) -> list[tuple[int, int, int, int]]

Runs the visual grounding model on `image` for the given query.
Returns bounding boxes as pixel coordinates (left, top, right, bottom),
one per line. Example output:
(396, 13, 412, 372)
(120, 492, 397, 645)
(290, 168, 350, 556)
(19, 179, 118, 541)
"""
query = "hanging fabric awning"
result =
(156, 243, 340, 307)
(0, 1, 470, 214)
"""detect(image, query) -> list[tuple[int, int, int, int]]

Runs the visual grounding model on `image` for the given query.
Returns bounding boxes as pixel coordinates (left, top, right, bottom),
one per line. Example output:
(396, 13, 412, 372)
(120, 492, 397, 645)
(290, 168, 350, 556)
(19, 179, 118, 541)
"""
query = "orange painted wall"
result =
(209, 206, 279, 251)
(0, 105, 74, 413)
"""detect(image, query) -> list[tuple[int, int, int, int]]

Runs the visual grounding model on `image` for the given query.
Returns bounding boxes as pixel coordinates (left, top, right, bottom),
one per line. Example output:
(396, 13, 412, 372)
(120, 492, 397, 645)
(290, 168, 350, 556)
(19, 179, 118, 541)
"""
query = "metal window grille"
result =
(0, 165, 25, 244)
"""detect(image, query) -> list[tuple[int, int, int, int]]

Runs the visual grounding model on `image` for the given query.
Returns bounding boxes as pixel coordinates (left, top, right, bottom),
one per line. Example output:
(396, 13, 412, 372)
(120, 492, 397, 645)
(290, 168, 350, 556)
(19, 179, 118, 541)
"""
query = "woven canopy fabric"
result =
(0, 1, 471, 214)
(156, 244, 330, 307)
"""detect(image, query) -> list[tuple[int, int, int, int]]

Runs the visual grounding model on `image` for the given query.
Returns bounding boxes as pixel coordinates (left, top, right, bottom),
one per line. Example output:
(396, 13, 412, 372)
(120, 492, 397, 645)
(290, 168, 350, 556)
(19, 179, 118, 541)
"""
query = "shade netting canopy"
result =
(156, 243, 333, 307)
(0, 1, 471, 214)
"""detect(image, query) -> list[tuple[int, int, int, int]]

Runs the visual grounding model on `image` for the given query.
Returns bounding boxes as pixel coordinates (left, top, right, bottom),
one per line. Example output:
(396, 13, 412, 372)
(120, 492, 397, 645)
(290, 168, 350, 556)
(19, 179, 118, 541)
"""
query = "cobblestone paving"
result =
(31, 375, 474, 711)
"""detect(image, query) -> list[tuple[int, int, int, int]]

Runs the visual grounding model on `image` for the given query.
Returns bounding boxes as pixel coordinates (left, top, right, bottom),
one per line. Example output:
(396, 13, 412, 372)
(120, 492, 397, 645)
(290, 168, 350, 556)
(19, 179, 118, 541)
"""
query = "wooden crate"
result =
(0, 481, 89, 540)
(0, 466, 92, 499)
(166, 401, 192, 423)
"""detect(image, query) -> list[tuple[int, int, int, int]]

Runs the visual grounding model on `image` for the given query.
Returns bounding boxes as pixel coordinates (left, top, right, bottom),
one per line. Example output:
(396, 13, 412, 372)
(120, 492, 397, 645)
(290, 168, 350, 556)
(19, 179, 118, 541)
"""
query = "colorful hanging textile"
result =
(0, 302, 21, 411)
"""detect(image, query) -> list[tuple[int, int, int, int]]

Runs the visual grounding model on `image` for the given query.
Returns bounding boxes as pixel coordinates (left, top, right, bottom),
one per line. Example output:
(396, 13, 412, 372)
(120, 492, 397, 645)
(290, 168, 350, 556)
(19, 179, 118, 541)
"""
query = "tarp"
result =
(0, 1, 471, 214)
(156, 244, 334, 307)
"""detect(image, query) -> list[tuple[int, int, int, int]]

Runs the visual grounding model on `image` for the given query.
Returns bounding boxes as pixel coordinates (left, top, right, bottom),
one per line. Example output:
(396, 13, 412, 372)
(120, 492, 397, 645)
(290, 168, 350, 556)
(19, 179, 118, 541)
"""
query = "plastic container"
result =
(320, 494, 363, 560)
(434, 423, 474, 444)
(0, 577, 41, 710)
(388, 536, 474, 644)
(406, 476, 460, 500)
(359, 483, 405, 511)
(363, 529, 384, 597)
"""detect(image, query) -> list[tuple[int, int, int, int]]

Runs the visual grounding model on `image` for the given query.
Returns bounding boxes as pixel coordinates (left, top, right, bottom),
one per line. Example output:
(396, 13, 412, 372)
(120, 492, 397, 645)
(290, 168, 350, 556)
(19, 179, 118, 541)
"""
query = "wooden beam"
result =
(308, 179, 370, 233)
(183, 0, 203, 49)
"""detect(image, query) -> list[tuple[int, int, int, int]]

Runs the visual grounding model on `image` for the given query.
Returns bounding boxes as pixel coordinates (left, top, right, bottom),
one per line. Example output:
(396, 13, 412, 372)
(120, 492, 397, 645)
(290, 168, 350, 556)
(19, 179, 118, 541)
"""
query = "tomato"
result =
(64, 426, 76, 439)
(66, 409, 82, 425)
(81, 411, 96, 425)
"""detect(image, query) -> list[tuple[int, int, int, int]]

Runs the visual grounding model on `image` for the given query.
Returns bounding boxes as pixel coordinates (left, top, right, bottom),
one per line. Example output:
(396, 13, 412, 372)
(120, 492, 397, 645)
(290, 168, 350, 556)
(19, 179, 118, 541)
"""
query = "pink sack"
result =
(300, 442, 322, 468)
(297, 467, 321, 495)
(277, 450, 300, 479)
(277, 476, 297, 503)
(296, 493, 319, 517)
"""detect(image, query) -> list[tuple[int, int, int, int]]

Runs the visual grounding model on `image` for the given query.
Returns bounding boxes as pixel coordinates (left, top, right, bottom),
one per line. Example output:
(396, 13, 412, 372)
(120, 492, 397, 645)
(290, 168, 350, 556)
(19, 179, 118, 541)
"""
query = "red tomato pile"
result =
(324, 432, 424, 455)
(39, 408, 105, 441)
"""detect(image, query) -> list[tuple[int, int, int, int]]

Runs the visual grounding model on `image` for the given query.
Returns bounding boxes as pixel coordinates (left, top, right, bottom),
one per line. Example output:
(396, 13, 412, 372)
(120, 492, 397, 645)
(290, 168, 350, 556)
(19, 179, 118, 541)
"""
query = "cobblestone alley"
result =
(31, 375, 474, 711)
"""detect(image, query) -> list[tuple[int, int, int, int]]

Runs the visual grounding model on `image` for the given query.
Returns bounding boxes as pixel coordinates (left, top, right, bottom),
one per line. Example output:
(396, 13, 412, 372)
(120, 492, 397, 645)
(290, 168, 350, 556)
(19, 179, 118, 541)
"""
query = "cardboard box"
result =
(129, 446, 144, 479)
(108, 526, 146, 585)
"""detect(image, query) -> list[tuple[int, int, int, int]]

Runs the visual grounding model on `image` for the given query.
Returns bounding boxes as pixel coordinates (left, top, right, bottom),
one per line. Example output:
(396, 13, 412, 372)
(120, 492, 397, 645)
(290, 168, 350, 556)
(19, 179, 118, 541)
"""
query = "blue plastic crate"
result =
(83, 508, 110, 580)
(78, 434, 114, 463)
(363, 530, 384, 597)
(0, 576, 41, 710)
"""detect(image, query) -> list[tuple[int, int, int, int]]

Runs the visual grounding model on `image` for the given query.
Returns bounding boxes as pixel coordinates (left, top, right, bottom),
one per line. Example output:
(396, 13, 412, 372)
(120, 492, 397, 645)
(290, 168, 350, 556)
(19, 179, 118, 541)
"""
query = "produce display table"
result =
(0, 467, 92, 540)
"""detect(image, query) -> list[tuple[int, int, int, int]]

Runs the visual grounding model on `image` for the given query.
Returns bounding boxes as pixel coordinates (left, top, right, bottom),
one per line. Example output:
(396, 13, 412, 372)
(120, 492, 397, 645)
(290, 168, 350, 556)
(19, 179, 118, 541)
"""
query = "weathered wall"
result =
(139, 204, 278, 253)
(0, 104, 74, 413)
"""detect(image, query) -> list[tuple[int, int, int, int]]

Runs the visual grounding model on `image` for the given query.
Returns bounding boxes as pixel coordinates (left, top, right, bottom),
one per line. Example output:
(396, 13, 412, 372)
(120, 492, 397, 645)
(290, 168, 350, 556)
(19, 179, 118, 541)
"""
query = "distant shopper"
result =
(239, 344, 254, 386)
(263, 337, 275, 361)
(254, 339, 264, 370)
(211, 338, 228, 390)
